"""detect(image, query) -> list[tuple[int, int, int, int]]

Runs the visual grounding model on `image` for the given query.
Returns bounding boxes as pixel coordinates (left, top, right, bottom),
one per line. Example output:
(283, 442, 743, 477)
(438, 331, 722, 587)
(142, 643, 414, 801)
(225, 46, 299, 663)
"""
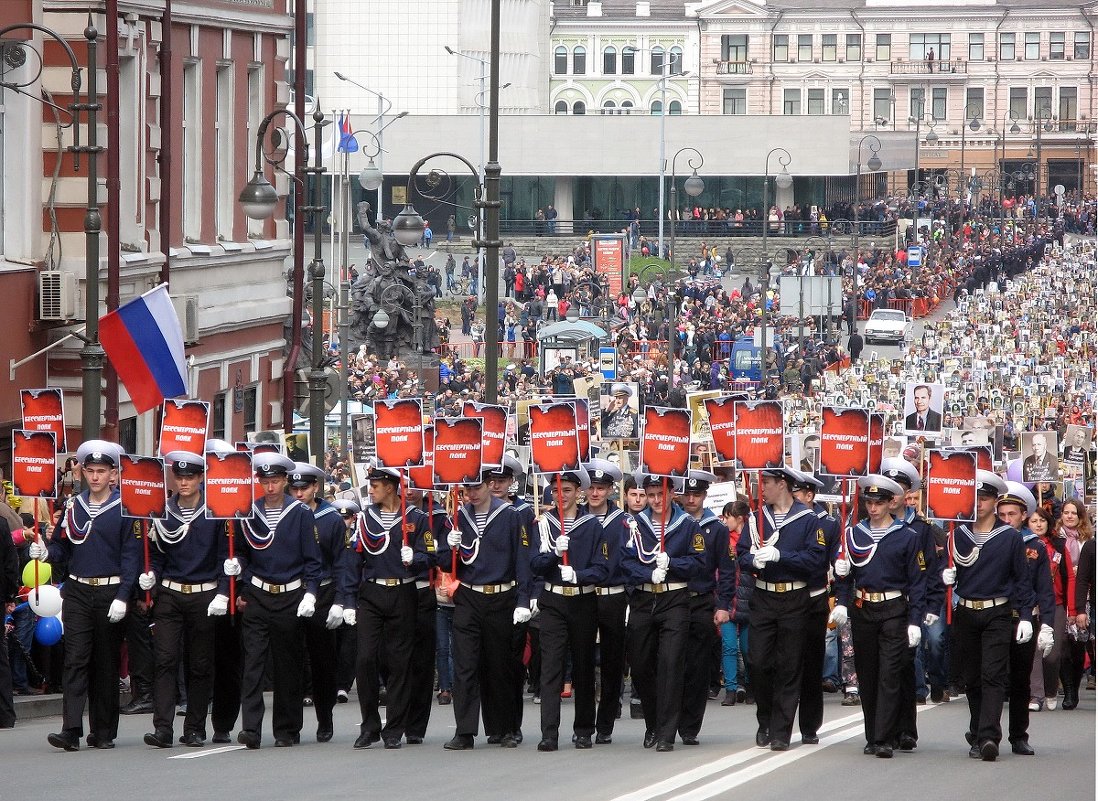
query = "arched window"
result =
(573, 100, 586, 115)
(669, 100, 682, 115)
(621, 99, 634, 111)
(622, 46, 636, 75)
(573, 46, 586, 75)
(650, 99, 663, 115)
(651, 46, 665, 75)
(554, 46, 568, 74)
(554, 100, 568, 114)
(603, 45, 617, 75)
(670, 46, 684, 75)
(602, 99, 616, 115)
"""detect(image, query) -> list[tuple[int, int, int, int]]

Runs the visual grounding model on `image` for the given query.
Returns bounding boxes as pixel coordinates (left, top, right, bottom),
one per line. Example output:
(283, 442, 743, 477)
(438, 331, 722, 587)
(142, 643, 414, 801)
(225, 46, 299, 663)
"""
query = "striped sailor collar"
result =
(762, 501, 813, 532)
(852, 517, 907, 538)
(958, 522, 1015, 541)
(459, 496, 512, 531)
(542, 509, 597, 532)
(313, 500, 340, 519)
(638, 504, 691, 535)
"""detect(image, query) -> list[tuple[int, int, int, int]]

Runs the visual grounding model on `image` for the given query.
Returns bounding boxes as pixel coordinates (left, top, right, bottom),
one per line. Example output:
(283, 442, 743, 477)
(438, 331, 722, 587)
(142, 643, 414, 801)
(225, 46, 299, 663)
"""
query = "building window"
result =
(650, 99, 663, 115)
(873, 88, 892, 123)
(1000, 33, 1015, 61)
(1060, 87, 1078, 125)
(669, 46, 684, 75)
(603, 46, 616, 75)
(1034, 86, 1053, 119)
(965, 87, 984, 121)
(573, 46, 586, 75)
(798, 35, 812, 61)
(246, 66, 265, 237)
(846, 34, 862, 61)
(773, 34, 788, 61)
(1009, 87, 1027, 119)
(243, 386, 257, 434)
(602, 100, 616, 114)
(554, 100, 568, 114)
(554, 46, 568, 74)
(1075, 32, 1090, 59)
(668, 100, 682, 115)
(910, 34, 951, 61)
(1050, 32, 1065, 60)
(910, 86, 925, 119)
(651, 46, 665, 74)
(572, 100, 586, 115)
(1025, 32, 1040, 60)
(783, 88, 801, 114)
(969, 33, 984, 61)
(182, 60, 201, 241)
(722, 34, 748, 62)
(622, 46, 636, 74)
(621, 100, 634, 111)
(807, 88, 825, 114)
(822, 34, 837, 62)
(931, 87, 947, 121)
(215, 64, 234, 239)
(211, 392, 227, 440)
(722, 87, 746, 115)
(876, 34, 891, 61)
(832, 88, 850, 115)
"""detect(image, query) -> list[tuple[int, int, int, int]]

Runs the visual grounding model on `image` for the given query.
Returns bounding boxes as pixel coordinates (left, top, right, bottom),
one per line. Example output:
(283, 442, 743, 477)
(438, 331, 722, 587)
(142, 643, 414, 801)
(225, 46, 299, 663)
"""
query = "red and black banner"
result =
(433, 418, 484, 485)
(204, 451, 255, 519)
(119, 455, 168, 519)
(703, 396, 739, 464)
(407, 425, 436, 490)
(944, 445, 993, 472)
(868, 413, 886, 474)
(566, 398, 593, 462)
(530, 402, 582, 474)
(20, 389, 67, 453)
(11, 430, 57, 498)
(462, 401, 509, 468)
(159, 399, 209, 456)
(732, 400, 784, 469)
(374, 398, 425, 467)
(819, 407, 870, 477)
(640, 406, 692, 478)
(925, 449, 977, 522)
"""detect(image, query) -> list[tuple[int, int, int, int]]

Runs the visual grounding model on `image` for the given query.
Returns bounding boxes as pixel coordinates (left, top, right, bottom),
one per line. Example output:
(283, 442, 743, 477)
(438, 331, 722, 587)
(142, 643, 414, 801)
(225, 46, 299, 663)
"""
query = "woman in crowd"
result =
(718, 500, 752, 706)
(1027, 507, 1075, 712)
(1056, 500, 1093, 709)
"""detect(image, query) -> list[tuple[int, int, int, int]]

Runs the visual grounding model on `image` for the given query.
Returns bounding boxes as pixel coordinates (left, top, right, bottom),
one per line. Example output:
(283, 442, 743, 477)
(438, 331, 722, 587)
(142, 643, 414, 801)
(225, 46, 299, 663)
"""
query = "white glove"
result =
(138, 571, 156, 591)
(297, 592, 317, 618)
(941, 567, 956, 586)
(908, 625, 922, 649)
(651, 567, 668, 584)
(446, 530, 462, 547)
(1015, 619, 1033, 644)
(343, 608, 357, 626)
(834, 558, 851, 577)
(107, 599, 128, 623)
(752, 545, 779, 568)
(400, 546, 414, 566)
(529, 599, 539, 618)
(829, 605, 848, 627)
(559, 565, 577, 584)
(655, 551, 670, 570)
(553, 535, 570, 556)
(207, 595, 229, 616)
(223, 558, 242, 577)
(28, 541, 48, 561)
(923, 613, 940, 627)
(513, 607, 532, 625)
(1037, 623, 1054, 657)
(326, 604, 344, 629)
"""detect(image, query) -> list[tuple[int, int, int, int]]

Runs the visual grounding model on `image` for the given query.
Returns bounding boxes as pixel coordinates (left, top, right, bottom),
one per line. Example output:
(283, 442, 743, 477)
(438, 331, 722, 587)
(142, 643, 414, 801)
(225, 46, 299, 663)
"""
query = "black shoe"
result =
(120, 697, 154, 715)
(274, 738, 293, 748)
(707, 687, 721, 700)
(1011, 740, 1035, 755)
(90, 736, 115, 749)
(643, 730, 658, 749)
(736, 688, 747, 704)
(821, 679, 839, 694)
(443, 735, 474, 751)
(499, 733, 519, 748)
(383, 737, 402, 750)
(1062, 693, 1079, 710)
(979, 740, 998, 762)
(537, 738, 558, 752)
(212, 731, 231, 744)
(144, 729, 173, 749)
(595, 733, 612, 745)
(180, 733, 205, 747)
(354, 732, 380, 749)
(237, 730, 261, 750)
(48, 731, 80, 752)
(680, 735, 699, 746)
(930, 685, 945, 703)
(510, 729, 523, 745)
(898, 734, 917, 751)
(802, 734, 819, 745)
(968, 744, 981, 759)
(770, 741, 789, 752)
(317, 729, 334, 743)
(574, 735, 592, 749)
(875, 744, 893, 758)
(864, 744, 877, 755)
(486, 733, 503, 745)
(721, 690, 737, 706)
(755, 729, 771, 748)
(337, 690, 349, 704)
(405, 735, 424, 745)
(656, 740, 674, 752)
(964, 731, 976, 746)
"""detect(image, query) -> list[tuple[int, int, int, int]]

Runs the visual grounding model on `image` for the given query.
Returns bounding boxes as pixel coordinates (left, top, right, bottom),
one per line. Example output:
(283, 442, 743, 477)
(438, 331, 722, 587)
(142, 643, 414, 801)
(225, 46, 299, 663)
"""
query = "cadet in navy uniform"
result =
(224, 453, 323, 749)
(940, 471, 1031, 762)
(621, 474, 706, 752)
(995, 482, 1055, 756)
(140, 451, 229, 749)
(735, 466, 826, 752)
(832, 475, 928, 758)
(531, 467, 609, 751)
(338, 465, 434, 749)
(485, 455, 536, 744)
(288, 463, 345, 743)
(436, 471, 533, 750)
(582, 458, 631, 744)
(789, 469, 840, 745)
(677, 470, 735, 746)
(37, 441, 141, 751)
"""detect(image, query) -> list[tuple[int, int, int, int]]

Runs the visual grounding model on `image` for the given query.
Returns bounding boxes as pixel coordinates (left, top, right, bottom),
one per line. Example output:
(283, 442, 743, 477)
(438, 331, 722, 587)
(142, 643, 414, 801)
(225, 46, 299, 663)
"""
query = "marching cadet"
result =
(485, 455, 536, 744)
(224, 453, 323, 749)
(582, 458, 631, 744)
(996, 481, 1055, 756)
(940, 471, 1031, 762)
(337, 465, 434, 749)
(140, 451, 229, 749)
(621, 474, 705, 752)
(735, 466, 826, 753)
(531, 467, 608, 751)
(289, 463, 346, 743)
(37, 441, 140, 751)
(677, 470, 735, 746)
(436, 470, 533, 750)
(788, 470, 840, 745)
(832, 475, 928, 758)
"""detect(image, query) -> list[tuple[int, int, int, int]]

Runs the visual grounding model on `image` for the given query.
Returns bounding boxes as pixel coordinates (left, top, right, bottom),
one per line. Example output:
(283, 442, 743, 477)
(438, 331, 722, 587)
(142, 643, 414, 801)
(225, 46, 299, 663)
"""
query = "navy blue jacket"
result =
(900, 507, 945, 613)
(435, 497, 534, 608)
(687, 509, 736, 609)
(582, 503, 631, 587)
(338, 504, 434, 607)
(235, 496, 324, 595)
(149, 493, 228, 593)
(736, 501, 826, 585)
(810, 502, 842, 591)
(620, 504, 706, 587)
(952, 522, 1032, 624)
(835, 517, 929, 626)
(48, 490, 143, 603)
(531, 509, 609, 587)
(1017, 528, 1056, 626)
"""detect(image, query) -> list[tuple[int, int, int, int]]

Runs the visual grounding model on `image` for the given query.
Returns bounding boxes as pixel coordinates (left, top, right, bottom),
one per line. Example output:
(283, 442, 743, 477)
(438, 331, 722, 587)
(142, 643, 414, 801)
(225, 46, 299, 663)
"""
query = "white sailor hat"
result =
(76, 439, 123, 467)
(586, 459, 623, 485)
(331, 499, 361, 517)
(641, 473, 684, 493)
(683, 470, 719, 493)
(558, 465, 591, 490)
(976, 470, 1007, 498)
(790, 469, 824, 492)
(997, 481, 1037, 517)
(204, 438, 237, 455)
(289, 462, 326, 487)
(164, 450, 205, 476)
(253, 452, 295, 478)
(760, 466, 802, 486)
(880, 457, 921, 492)
(857, 474, 905, 500)
(611, 382, 633, 397)
(367, 464, 403, 484)
(485, 455, 525, 479)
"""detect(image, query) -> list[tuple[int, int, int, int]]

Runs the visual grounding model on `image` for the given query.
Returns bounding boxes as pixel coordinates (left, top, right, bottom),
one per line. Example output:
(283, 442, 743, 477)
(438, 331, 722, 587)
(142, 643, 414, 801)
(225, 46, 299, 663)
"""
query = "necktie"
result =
(917, 416, 925, 431)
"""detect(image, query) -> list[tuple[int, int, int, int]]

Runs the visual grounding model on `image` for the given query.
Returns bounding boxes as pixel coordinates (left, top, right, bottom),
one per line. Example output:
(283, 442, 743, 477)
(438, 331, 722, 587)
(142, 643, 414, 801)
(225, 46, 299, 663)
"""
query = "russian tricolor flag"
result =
(99, 284, 189, 414)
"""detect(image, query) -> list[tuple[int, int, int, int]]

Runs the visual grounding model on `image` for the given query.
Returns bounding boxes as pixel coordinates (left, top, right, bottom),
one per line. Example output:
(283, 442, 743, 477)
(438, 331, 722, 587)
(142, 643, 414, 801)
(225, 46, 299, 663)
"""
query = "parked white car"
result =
(864, 308, 912, 344)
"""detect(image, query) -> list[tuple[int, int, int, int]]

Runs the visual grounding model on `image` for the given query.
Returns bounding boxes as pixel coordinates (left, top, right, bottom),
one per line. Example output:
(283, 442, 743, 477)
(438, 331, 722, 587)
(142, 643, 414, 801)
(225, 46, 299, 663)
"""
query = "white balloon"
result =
(29, 584, 63, 617)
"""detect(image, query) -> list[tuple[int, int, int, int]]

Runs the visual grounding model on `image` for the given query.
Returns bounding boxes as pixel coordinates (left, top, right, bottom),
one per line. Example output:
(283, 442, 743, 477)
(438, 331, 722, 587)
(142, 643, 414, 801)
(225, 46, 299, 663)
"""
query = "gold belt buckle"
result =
(653, 584, 665, 594)
(483, 584, 496, 595)
(775, 582, 789, 593)
(563, 586, 577, 597)
(181, 584, 193, 594)
(91, 577, 103, 586)
(384, 579, 397, 586)
(974, 599, 988, 610)
(269, 583, 281, 594)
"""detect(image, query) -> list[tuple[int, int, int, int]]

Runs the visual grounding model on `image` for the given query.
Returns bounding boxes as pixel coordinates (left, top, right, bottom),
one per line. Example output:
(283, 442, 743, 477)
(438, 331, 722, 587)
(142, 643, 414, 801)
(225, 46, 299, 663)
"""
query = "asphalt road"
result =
(3, 688, 1092, 800)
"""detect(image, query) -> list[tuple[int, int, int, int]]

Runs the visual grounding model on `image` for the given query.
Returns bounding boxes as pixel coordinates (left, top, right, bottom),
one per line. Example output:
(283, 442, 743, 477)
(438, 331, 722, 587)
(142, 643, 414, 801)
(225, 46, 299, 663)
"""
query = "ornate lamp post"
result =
(668, 147, 705, 268)
(761, 147, 793, 370)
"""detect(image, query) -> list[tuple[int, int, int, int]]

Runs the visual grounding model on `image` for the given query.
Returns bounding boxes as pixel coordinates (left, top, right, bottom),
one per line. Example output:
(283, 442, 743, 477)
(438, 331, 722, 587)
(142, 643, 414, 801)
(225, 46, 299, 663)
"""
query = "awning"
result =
(536, 320, 608, 341)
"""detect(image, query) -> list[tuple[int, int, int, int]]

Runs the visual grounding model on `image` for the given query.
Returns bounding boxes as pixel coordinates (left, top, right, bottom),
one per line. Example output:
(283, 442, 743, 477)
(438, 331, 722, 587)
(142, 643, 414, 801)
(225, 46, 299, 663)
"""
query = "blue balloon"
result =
(35, 615, 63, 647)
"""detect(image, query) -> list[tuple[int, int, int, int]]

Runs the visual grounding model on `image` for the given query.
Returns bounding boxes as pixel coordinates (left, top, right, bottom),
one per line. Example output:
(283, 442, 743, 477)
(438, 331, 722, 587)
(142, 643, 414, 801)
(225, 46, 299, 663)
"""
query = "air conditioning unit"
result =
(171, 293, 200, 344)
(38, 271, 78, 321)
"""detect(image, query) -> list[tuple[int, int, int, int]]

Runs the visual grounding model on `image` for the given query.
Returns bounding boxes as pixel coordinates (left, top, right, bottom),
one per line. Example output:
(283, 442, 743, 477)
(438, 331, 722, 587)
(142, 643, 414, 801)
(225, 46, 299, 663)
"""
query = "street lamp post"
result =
(1033, 104, 1055, 205)
(761, 147, 793, 375)
(909, 101, 938, 248)
(668, 147, 705, 269)
(239, 107, 328, 464)
(334, 72, 392, 222)
(959, 104, 983, 204)
(996, 112, 1022, 235)
(630, 269, 676, 390)
(853, 135, 883, 321)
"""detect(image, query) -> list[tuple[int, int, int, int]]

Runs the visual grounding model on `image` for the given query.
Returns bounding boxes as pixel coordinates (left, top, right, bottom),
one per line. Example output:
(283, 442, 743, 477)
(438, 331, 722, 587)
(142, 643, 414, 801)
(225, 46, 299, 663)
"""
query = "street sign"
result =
(599, 347, 617, 380)
(906, 246, 922, 269)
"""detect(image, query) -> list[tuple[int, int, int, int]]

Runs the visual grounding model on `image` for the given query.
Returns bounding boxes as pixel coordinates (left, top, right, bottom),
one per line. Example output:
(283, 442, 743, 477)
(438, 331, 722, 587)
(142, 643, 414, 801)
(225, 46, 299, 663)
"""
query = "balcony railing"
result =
(890, 59, 968, 75)
(715, 60, 753, 75)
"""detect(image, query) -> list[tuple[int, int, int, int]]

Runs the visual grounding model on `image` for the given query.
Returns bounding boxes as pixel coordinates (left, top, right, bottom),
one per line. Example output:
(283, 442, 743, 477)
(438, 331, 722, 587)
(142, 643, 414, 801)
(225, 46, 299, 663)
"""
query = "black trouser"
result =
(797, 591, 830, 738)
(406, 585, 438, 739)
(302, 583, 338, 733)
(211, 611, 242, 734)
(356, 581, 417, 740)
(0, 619, 14, 727)
(451, 585, 518, 738)
(595, 590, 628, 736)
(850, 598, 909, 747)
(239, 585, 305, 743)
(335, 625, 358, 693)
(628, 588, 689, 743)
(152, 586, 216, 736)
(484, 618, 527, 738)
(955, 604, 1012, 746)
(59, 581, 124, 740)
(124, 601, 154, 700)
(1007, 627, 1038, 744)
(539, 589, 598, 742)
(895, 640, 920, 743)
(679, 593, 718, 740)
(748, 587, 809, 745)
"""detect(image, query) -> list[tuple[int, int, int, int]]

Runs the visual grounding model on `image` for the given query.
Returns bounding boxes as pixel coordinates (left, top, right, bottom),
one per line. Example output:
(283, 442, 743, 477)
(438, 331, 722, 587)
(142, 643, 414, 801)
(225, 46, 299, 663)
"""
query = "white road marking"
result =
(168, 745, 247, 759)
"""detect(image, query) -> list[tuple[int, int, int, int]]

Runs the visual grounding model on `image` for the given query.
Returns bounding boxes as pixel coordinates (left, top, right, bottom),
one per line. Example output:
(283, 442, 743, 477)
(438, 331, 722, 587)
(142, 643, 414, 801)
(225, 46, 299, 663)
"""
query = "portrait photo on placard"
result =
(282, 432, 311, 463)
(1020, 430, 1060, 483)
(599, 382, 641, 440)
(950, 429, 989, 447)
(1062, 425, 1093, 471)
(903, 382, 945, 435)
